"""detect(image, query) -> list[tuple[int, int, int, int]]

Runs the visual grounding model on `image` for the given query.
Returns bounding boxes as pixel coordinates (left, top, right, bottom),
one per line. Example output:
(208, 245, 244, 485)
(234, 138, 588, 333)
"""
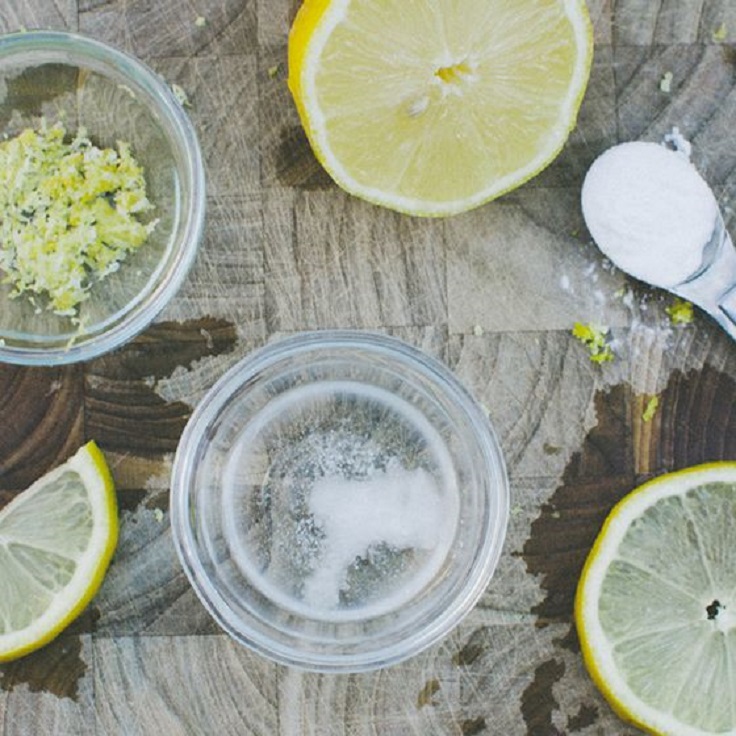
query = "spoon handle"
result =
(717, 285, 736, 340)
(674, 220, 736, 341)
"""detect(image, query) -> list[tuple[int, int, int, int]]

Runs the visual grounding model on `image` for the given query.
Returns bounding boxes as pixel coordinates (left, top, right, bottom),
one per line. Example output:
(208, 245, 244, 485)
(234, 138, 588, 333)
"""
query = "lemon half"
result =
(288, 0, 594, 216)
(575, 463, 736, 736)
(0, 441, 118, 662)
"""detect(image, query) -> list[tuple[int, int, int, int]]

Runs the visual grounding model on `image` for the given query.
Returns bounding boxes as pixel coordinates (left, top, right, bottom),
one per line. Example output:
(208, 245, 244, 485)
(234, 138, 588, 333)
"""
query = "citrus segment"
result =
(0, 441, 118, 662)
(575, 463, 736, 736)
(288, 0, 593, 216)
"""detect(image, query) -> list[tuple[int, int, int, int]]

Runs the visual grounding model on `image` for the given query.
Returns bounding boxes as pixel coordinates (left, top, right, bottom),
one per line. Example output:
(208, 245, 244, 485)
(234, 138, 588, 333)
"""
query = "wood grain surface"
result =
(1, 1, 736, 735)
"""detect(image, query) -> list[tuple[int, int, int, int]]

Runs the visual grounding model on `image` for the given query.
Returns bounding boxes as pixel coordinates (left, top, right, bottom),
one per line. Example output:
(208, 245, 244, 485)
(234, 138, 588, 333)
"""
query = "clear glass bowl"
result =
(0, 31, 205, 365)
(171, 331, 509, 672)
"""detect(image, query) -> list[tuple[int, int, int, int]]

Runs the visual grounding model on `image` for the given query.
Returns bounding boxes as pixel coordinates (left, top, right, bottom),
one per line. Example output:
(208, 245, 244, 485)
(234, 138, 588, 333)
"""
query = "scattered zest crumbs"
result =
(713, 23, 728, 43)
(572, 322, 614, 364)
(642, 395, 659, 422)
(171, 83, 192, 108)
(0, 121, 156, 316)
(666, 298, 694, 325)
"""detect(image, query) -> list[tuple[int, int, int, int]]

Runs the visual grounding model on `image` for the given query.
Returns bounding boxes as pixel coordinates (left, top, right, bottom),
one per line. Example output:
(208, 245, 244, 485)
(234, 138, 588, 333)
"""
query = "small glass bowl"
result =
(171, 331, 509, 672)
(0, 31, 205, 365)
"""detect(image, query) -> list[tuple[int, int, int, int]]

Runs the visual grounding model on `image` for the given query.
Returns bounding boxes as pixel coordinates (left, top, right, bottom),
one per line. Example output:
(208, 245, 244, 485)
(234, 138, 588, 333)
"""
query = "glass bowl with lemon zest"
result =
(0, 31, 205, 365)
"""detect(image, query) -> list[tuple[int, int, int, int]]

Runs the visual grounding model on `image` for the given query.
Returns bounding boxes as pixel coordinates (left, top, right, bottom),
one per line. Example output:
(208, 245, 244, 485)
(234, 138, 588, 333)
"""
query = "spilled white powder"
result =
(664, 127, 692, 158)
(582, 141, 718, 289)
(302, 466, 443, 609)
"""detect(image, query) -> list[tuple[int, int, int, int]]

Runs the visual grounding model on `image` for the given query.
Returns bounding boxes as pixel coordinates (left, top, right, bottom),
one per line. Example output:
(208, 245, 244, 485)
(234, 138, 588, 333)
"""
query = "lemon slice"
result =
(0, 441, 118, 662)
(575, 463, 736, 736)
(288, 0, 593, 217)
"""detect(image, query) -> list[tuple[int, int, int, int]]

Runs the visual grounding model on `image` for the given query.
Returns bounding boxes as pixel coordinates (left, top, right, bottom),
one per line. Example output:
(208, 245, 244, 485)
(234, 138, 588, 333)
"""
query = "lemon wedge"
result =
(0, 441, 118, 662)
(288, 0, 593, 216)
(575, 463, 736, 735)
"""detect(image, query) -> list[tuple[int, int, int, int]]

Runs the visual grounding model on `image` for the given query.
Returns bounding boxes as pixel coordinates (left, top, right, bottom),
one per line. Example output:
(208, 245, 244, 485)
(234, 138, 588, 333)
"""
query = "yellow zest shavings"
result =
(0, 121, 156, 316)
(713, 22, 728, 43)
(642, 395, 659, 422)
(659, 71, 673, 93)
(572, 322, 614, 364)
(666, 298, 694, 325)
(171, 83, 192, 107)
(195, 16, 207, 27)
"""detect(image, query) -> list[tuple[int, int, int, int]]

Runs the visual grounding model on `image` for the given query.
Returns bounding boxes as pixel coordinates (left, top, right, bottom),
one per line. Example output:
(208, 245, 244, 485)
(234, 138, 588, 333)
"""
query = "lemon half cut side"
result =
(0, 441, 118, 662)
(288, 0, 594, 217)
(575, 463, 736, 736)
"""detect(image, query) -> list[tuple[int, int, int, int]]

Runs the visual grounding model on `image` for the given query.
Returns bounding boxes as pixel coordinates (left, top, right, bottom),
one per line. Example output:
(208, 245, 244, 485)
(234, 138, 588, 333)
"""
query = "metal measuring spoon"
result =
(582, 141, 736, 340)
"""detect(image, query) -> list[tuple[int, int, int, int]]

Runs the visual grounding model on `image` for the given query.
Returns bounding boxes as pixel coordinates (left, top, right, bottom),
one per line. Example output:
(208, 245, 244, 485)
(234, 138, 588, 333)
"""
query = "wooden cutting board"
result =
(1, 1, 736, 734)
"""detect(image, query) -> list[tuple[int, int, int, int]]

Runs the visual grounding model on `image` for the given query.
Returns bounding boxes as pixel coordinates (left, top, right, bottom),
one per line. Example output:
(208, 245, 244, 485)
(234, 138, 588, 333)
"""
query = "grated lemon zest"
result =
(0, 120, 155, 316)
(642, 395, 659, 422)
(171, 84, 192, 108)
(713, 22, 728, 43)
(666, 297, 694, 325)
(572, 322, 614, 363)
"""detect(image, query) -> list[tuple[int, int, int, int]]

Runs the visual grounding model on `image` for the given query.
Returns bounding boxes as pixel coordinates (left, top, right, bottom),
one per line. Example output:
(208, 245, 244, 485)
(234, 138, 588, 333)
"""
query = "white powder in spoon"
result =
(581, 141, 718, 288)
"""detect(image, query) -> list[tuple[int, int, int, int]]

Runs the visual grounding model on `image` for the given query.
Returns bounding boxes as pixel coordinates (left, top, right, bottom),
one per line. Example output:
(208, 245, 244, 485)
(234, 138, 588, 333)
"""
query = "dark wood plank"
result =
(0, 365, 84, 494)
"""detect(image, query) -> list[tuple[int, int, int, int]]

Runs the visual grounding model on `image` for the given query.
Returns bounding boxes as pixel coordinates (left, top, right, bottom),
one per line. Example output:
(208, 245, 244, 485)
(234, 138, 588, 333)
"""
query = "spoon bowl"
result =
(581, 141, 736, 340)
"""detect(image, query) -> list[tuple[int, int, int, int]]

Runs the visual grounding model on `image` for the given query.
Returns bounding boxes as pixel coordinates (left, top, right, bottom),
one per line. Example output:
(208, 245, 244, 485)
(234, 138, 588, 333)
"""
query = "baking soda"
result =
(222, 381, 459, 619)
(303, 465, 445, 608)
(582, 141, 718, 288)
